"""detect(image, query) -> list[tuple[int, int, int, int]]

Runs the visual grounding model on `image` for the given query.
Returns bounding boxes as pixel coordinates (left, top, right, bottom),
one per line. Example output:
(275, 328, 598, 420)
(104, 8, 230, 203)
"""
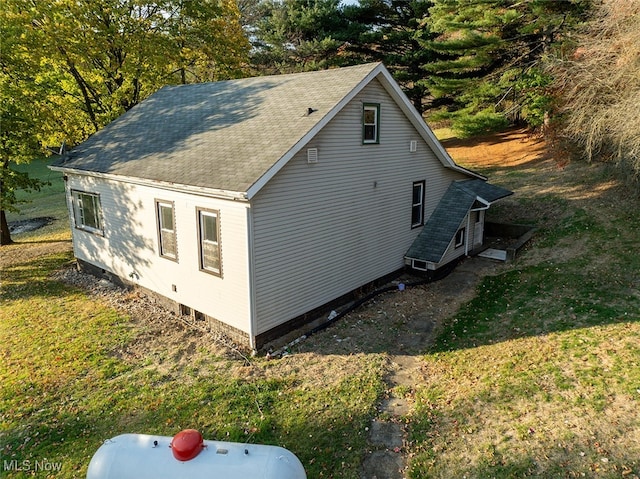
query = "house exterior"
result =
(50, 63, 511, 349)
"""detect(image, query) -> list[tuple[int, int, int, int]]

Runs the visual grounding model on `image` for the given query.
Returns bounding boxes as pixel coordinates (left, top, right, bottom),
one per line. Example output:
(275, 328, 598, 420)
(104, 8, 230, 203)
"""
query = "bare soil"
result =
(441, 127, 548, 168)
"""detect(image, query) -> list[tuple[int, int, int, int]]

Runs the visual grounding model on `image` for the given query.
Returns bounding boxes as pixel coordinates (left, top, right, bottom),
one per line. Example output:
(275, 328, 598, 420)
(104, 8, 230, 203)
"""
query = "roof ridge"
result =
(157, 62, 383, 92)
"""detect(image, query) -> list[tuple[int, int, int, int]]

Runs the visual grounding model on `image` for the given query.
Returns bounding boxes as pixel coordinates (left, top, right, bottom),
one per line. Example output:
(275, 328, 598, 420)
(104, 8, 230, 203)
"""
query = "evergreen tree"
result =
(423, 0, 591, 135)
(249, 0, 440, 114)
(249, 0, 367, 74)
(352, 0, 438, 114)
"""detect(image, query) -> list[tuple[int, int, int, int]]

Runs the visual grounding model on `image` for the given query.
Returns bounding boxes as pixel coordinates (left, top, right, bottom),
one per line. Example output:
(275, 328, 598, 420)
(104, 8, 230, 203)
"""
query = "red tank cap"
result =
(171, 429, 204, 461)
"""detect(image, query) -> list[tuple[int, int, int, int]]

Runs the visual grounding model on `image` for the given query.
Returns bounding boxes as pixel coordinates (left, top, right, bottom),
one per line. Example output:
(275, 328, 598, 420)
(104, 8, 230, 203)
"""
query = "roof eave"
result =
(49, 165, 249, 201)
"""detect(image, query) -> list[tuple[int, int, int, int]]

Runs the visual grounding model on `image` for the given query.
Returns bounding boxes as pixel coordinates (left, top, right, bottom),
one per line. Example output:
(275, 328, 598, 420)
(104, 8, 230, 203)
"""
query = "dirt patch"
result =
(441, 127, 548, 168)
(51, 266, 241, 374)
(9, 216, 55, 235)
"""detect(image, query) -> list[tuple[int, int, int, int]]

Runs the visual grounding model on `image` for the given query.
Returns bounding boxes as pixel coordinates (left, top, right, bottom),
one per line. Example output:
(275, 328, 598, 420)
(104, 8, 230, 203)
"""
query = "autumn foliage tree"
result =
(1, 0, 250, 245)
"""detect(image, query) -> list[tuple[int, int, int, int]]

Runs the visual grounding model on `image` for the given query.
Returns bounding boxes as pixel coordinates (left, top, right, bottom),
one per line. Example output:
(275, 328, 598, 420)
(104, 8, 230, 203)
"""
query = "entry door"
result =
(474, 210, 484, 247)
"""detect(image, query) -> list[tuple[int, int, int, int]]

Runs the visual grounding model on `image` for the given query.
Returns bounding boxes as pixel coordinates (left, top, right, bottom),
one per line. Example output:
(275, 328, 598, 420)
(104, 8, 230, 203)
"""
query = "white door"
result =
(474, 210, 484, 247)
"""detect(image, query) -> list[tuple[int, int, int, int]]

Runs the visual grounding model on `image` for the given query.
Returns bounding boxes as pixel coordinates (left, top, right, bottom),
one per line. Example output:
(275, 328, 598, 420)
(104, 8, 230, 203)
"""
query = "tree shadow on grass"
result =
(1, 363, 379, 479)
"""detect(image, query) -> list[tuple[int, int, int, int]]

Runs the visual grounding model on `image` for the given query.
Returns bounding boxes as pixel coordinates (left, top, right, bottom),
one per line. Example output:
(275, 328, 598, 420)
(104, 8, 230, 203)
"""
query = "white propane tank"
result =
(86, 431, 306, 479)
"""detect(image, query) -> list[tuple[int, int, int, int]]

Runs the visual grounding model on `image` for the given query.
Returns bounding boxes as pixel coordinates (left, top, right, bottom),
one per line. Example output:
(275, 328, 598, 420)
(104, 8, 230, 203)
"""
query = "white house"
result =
(50, 63, 511, 349)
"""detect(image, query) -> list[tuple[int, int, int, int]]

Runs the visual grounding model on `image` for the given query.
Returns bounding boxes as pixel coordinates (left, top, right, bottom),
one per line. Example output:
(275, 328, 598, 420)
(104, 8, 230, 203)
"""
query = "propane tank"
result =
(86, 431, 306, 479)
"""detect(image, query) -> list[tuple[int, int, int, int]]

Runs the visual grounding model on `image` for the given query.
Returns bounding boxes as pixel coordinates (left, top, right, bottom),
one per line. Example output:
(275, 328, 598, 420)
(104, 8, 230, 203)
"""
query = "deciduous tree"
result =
(1, 0, 250, 244)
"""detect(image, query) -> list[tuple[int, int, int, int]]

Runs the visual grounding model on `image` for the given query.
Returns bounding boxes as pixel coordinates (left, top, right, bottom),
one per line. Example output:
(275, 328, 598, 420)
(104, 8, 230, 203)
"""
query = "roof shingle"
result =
(405, 179, 512, 264)
(53, 63, 381, 193)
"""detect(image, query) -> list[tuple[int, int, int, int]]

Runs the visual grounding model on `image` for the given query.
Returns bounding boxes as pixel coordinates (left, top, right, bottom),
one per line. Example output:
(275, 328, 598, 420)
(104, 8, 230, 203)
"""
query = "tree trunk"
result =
(0, 209, 13, 245)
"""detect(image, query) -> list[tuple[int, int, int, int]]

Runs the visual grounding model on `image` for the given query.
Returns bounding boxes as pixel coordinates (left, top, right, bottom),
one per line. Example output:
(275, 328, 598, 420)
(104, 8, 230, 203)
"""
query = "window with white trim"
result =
(411, 181, 425, 228)
(455, 228, 466, 248)
(72, 190, 103, 234)
(156, 200, 177, 260)
(197, 208, 221, 276)
(363, 104, 380, 144)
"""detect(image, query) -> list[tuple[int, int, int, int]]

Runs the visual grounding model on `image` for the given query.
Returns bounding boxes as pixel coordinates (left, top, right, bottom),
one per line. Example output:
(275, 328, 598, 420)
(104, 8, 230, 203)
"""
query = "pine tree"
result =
(423, 0, 591, 135)
(249, 0, 366, 74)
(352, 0, 439, 114)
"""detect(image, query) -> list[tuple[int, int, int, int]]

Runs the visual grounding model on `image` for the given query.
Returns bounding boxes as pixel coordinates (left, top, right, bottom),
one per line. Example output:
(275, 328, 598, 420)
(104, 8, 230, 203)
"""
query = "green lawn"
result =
(3, 146, 640, 478)
(407, 159, 640, 478)
(0, 250, 386, 478)
(6, 157, 69, 241)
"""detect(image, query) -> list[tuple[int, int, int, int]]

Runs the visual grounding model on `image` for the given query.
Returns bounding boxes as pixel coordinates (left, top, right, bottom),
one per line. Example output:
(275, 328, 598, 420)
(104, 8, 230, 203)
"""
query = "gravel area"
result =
(51, 265, 249, 368)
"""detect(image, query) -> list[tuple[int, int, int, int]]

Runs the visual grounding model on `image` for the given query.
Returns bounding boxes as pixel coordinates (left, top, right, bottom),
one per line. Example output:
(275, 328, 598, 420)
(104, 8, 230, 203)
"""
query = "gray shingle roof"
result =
(405, 179, 513, 264)
(52, 63, 381, 193)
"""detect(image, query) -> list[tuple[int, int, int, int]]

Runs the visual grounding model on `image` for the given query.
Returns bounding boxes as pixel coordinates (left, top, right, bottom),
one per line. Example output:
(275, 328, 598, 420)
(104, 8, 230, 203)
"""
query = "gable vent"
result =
(409, 140, 418, 152)
(307, 148, 318, 164)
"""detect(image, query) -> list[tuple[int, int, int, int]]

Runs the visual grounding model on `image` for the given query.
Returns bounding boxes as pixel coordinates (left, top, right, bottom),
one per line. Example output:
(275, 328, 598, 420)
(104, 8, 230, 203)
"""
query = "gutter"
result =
(48, 165, 249, 202)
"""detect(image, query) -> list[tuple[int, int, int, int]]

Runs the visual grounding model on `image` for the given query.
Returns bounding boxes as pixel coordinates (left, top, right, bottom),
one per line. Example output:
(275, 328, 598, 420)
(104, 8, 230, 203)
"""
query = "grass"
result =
(4, 141, 640, 478)
(0, 251, 386, 478)
(407, 158, 640, 477)
(6, 157, 69, 241)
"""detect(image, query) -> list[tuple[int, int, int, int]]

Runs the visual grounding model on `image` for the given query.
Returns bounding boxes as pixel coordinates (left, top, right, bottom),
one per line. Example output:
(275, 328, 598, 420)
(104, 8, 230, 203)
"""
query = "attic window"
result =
(363, 104, 380, 144)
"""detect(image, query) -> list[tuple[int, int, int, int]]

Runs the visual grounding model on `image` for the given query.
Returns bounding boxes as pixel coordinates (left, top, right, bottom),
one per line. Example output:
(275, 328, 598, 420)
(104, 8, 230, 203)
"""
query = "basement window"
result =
(412, 260, 428, 271)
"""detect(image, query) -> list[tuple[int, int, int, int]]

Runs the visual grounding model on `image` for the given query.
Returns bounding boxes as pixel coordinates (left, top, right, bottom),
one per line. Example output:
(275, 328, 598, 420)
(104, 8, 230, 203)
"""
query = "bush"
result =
(451, 107, 510, 138)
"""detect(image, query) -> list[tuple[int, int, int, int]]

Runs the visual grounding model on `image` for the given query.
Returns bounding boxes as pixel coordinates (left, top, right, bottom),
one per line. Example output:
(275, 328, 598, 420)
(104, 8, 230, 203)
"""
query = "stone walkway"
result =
(360, 258, 499, 478)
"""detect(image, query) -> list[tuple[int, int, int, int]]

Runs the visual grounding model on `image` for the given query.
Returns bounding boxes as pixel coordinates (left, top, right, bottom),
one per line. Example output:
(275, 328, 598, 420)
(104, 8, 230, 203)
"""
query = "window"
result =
(156, 200, 177, 260)
(363, 104, 380, 144)
(197, 208, 221, 276)
(412, 260, 428, 271)
(455, 228, 466, 248)
(72, 190, 103, 234)
(411, 181, 425, 228)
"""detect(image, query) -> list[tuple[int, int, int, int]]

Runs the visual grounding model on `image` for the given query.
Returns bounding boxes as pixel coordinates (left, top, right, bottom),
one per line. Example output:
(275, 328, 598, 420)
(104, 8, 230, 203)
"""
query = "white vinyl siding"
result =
(156, 200, 177, 260)
(250, 79, 467, 334)
(437, 213, 472, 267)
(65, 175, 252, 335)
(72, 190, 103, 234)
